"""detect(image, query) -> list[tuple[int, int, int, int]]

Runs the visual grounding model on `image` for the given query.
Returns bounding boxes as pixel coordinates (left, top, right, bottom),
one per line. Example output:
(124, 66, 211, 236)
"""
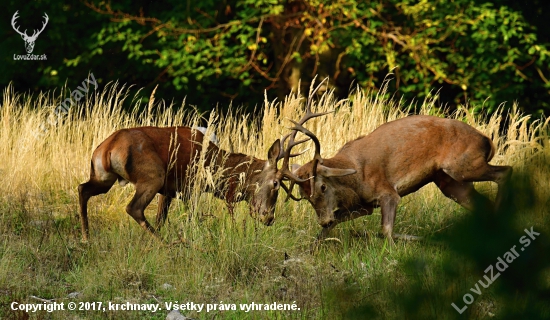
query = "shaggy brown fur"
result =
(78, 126, 283, 241)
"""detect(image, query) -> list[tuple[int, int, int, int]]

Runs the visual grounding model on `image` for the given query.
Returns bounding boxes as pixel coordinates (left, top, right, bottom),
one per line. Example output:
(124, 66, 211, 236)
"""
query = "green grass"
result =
(0, 81, 549, 319)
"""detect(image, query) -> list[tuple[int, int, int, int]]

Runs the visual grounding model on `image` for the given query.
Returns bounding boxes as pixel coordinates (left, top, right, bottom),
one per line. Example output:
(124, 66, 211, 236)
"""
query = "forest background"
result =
(1, 0, 549, 116)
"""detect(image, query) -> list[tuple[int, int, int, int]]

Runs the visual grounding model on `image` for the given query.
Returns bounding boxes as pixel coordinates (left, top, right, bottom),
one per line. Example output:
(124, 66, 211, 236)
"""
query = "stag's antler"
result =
(278, 104, 332, 200)
(276, 77, 335, 200)
(288, 120, 324, 198)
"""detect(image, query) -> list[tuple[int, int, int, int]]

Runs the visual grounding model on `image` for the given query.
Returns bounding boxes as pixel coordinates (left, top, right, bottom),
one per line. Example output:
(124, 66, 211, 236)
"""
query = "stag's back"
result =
(91, 127, 219, 190)
(337, 115, 495, 194)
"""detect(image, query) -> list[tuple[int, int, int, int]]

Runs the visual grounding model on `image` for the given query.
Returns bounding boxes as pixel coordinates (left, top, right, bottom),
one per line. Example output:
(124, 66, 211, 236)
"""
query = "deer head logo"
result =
(11, 11, 49, 54)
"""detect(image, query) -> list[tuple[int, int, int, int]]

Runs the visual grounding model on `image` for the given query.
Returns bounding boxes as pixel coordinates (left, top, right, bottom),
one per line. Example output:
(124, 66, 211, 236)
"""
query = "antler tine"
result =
(280, 181, 303, 201)
(302, 109, 334, 125)
(277, 133, 309, 187)
(276, 135, 310, 162)
(288, 120, 324, 198)
(279, 109, 331, 164)
(288, 146, 310, 158)
(276, 133, 290, 161)
(288, 120, 322, 163)
(280, 134, 308, 167)
(277, 126, 317, 201)
(278, 95, 332, 200)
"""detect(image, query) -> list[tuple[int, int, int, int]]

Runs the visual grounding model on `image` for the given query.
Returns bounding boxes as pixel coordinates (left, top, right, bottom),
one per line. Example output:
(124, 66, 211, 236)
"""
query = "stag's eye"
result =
(273, 180, 278, 188)
(321, 184, 327, 192)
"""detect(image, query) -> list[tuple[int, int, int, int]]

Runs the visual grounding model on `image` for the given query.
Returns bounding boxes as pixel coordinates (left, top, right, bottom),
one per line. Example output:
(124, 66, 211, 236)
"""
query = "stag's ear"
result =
(266, 139, 281, 168)
(291, 164, 301, 173)
(317, 165, 356, 177)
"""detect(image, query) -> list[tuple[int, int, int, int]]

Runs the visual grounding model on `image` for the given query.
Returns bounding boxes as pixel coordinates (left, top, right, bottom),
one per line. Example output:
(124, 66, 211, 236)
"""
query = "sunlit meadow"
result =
(0, 79, 548, 319)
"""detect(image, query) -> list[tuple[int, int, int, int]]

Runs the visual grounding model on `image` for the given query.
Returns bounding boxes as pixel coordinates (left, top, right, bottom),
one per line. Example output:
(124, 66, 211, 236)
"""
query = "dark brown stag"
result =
(78, 126, 309, 241)
(284, 115, 512, 242)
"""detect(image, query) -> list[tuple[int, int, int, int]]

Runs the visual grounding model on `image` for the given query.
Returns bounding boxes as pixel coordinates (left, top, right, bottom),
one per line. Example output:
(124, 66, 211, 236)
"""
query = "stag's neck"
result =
(222, 152, 265, 180)
(214, 151, 265, 201)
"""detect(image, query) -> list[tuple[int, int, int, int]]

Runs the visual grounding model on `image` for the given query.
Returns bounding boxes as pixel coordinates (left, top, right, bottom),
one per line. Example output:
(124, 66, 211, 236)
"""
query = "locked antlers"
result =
(287, 120, 324, 198)
(278, 103, 332, 200)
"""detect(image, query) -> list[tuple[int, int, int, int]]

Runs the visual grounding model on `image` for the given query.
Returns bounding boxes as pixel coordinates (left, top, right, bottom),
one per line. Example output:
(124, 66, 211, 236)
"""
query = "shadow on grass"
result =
(328, 162, 550, 319)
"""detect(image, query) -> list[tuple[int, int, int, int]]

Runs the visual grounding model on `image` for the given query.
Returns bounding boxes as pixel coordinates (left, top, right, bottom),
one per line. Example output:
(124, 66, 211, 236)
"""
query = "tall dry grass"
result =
(0, 78, 548, 319)
(1, 78, 547, 225)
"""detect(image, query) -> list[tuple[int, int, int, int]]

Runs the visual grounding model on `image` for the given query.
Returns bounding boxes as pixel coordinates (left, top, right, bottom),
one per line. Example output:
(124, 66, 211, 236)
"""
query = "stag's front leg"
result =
(379, 192, 400, 240)
(379, 192, 422, 241)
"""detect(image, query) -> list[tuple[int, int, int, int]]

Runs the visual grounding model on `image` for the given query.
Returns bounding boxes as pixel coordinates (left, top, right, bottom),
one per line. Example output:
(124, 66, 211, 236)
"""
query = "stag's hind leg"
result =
(78, 179, 116, 241)
(435, 172, 492, 212)
(483, 165, 513, 209)
(156, 194, 173, 230)
(439, 162, 512, 212)
(126, 178, 165, 237)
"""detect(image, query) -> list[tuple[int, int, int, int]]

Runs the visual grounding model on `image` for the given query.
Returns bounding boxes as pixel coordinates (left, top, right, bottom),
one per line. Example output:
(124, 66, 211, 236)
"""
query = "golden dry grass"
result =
(0, 78, 548, 319)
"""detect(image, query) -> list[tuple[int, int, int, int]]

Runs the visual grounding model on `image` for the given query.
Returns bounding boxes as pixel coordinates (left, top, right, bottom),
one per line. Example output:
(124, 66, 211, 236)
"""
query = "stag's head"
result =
(283, 117, 356, 229)
(11, 11, 49, 54)
(241, 107, 332, 226)
(291, 161, 357, 228)
(244, 139, 284, 226)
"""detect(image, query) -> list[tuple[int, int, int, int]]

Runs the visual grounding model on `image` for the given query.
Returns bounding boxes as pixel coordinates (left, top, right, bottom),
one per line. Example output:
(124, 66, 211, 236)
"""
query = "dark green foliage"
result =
(2, 0, 549, 114)
(330, 163, 550, 319)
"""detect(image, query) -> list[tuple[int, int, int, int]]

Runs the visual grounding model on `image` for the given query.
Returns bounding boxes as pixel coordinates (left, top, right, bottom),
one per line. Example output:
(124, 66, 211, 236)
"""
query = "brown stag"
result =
(283, 115, 512, 243)
(78, 126, 309, 241)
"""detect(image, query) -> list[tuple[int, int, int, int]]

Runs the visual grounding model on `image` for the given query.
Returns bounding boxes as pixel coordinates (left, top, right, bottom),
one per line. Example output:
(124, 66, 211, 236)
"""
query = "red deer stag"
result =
(284, 115, 512, 243)
(78, 126, 309, 241)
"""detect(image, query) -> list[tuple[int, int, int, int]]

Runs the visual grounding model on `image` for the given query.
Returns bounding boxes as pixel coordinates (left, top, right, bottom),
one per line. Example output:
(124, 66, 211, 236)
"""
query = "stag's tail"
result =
(88, 144, 121, 186)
